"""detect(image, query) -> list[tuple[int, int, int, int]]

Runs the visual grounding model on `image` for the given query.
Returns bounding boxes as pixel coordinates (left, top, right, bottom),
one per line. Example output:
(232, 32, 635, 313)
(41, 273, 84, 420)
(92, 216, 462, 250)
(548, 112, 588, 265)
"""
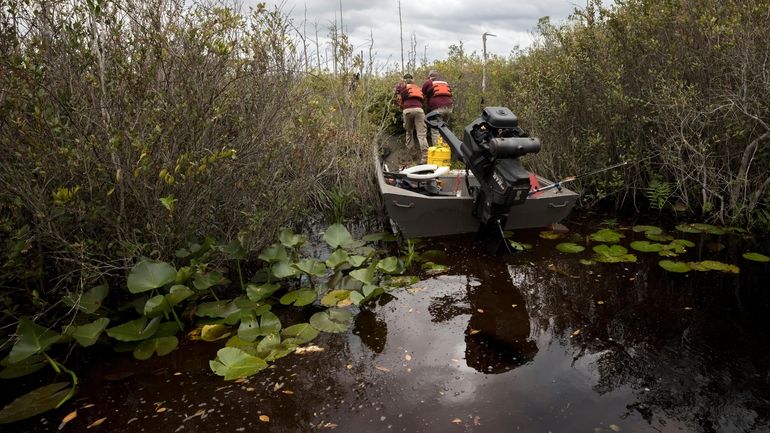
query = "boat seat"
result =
(400, 164, 450, 180)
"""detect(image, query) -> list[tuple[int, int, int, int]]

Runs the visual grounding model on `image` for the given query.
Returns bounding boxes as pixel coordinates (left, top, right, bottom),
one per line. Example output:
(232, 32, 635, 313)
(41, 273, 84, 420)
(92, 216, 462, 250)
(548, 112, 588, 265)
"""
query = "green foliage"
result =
(644, 178, 673, 211)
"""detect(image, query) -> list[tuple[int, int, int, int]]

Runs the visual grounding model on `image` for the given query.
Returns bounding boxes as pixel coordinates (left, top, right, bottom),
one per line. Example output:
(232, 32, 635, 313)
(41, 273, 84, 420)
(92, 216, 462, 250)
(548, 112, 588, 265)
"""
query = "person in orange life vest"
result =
(422, 70, 453, 146)
(394, 73, 428, 162)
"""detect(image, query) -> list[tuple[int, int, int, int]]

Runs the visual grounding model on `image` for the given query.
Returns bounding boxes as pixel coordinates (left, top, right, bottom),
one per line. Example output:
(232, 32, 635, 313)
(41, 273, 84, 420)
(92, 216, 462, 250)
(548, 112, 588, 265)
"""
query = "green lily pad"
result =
(272, 261, 299, 279)
(62, 284, 108, 314)
(350, 265, 376, 285)
(675, 223, 702, 233)
(687, 261, 710, 271)
(246, 283, 280, 302)
(209, 347, 268, 380)
(8, 318, 61, 364)
(218, 239, 246, 260)
(418, 250, 448, 261)
(646, 232, 674, 242)
(127, 261, 177, 294)
(0, 355, 47, 379)
(590, 229, 625, 243)
(579, 259, 596, 265)
(556, 242, 585, 253)
(281, 323, 319, 345)
(699, 260, 740, 273)
(106, 316, 160, 342)
(324, 224, 354, 249)
(632, 225, 663, 235)
(630, 241, 664, 253)
(321, 290, 351, 307)
(279, 228, 307, 248)
(593, 244, 628, 257)
(743, 252, 770, 262)
(69, 318, 110, 347)
(361, 232, 397, 242)
(594, 254, 637, 263)
(421, 261, 449, 274)
(351, 285, 385, 306)
(133, 336, 178, 360)
(659, 260, 691, 273)
(0, 382, 73, 424)
(690, 223, 725, 235)
(196, 300, 238, 318)
(175, 266, 194, 284)
(348, 255, 368, 267)
(310, 308, 353, 333)
(258, 243, 289, 263)
(224, 335, 260, 356)
(539, 231, 562, 240)
(658, 249, 679, 257)
(166, 285, 193, 306)
(382, 275, 419, 287)
(279, 289, 317, 306)
(238, 311, 282, 342)
(670, 239, 696, 248)
(201, 324, 232, 342)
(376, 257, 404, 274)
(509, 241, 532, 251)
(294, 259, 326, 276)
(325, 249, 350, 269)
(143, 295, 169, 317)
(193, 271, 229, 291)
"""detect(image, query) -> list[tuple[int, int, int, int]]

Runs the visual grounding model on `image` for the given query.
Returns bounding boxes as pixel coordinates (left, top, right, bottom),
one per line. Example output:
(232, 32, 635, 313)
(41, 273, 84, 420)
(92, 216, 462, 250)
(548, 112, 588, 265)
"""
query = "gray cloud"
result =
(242, 0, 582, 68)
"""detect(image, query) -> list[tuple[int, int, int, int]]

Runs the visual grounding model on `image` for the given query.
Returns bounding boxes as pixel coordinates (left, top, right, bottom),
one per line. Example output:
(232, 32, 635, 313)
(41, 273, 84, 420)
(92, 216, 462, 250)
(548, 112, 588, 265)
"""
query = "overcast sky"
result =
(242, 0, 586, 71)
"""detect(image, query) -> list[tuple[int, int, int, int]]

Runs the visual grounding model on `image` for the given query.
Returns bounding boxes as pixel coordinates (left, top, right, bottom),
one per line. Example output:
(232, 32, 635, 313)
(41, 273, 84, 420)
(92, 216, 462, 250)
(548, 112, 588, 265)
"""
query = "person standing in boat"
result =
(422, 70, 453, 146)
(394, 73, 429, 163)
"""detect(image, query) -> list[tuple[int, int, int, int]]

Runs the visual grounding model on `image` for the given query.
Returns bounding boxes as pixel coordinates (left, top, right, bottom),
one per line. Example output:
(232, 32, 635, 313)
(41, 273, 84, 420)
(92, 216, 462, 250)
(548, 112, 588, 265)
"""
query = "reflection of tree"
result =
(353, 309, 387, 353)
(513, 253, 770, 433)
(427, 266, 538, 374)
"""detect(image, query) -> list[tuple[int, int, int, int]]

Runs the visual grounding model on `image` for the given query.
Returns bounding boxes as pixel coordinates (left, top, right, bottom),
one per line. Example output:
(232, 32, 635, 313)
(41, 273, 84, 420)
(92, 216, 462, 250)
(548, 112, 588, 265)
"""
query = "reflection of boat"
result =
(378, 106, 578, 239)
(377, 158, 578, 238)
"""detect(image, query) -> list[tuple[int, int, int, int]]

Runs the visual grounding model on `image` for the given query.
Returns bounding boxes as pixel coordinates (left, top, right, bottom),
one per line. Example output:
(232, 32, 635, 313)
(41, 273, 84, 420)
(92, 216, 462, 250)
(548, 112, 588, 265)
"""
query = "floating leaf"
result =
(421, 262, 448, 273)
(0, 355, 47, 379)
(201, 324, 232, 342)
(362, 232, 397, 242)
(508, 241, 532, 251)
(675, 224, 702, 233)
(590, 229, 624, 243)
(690, 223, 725, 235)
(258, 244, 288, 264)
(209, 347, 268, 380)
(0, 382, 73, 424)
(323, 224, 354, 249)
(238, 311, 281, 342)
(592, 244, 628, 257)
(8, 318, 61, 364)
(127, 261, 177, 294)
(629, 241, 664, 253)
(310, 308, 353, 333)
(246, 283, 280, 302)
(376, 257, 404, 274)
(383, 275, 419, 287)
(556, 243, 585, 253)
(133, 336, 178, 360)
(106, 317, 160, 342)
(325, 249, 350, 269)
(579, 259, 596, 265)
(670, 239, 695, 248)
(279, 289, 317, 306)
(62, 284, 108, 314)
(278, 228, 307, 248)
(166, 285, 193, 306)
(272, 261, 299, 279)
(699, 260, 740, 273)
(143, 295, 169, 318)
(175, 266, 194, 284)
(321, 290, 351, 307)
(196, 300, 240, 318)
(348, 255, 368, 267)
(218, 239, 246, 260)
(294, 259, 326, 276)
(281, 323, 319, 345)
(646, 232, 674, 242)
(539, 231, 562, 240)
(659, 260, 691, 273)
(743, 252, 770, 262)
(632, 225, 663, 235)
(69, 318, 110, 347)
(256, 334, 296, 361)
(687, 261, 710, 272)
(193, 271, 228, 291)
(350, 265, 376, 285)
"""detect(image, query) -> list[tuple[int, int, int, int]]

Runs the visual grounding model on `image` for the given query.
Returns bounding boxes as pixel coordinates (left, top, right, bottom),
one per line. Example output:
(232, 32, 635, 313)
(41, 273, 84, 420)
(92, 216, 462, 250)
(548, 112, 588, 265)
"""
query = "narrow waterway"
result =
(8, 219, 770, 433)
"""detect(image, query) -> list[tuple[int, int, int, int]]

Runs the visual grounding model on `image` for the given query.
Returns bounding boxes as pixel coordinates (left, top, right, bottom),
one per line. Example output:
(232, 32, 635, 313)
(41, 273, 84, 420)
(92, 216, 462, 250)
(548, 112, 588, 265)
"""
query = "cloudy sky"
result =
(243, 0, 586, 71)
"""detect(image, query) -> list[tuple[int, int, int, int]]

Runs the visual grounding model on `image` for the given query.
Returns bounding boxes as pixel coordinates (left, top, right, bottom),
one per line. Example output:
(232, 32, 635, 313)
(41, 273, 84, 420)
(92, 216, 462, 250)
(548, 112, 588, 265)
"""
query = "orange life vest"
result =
(431, 80, 452, 97)
(405, 83, 424, 100)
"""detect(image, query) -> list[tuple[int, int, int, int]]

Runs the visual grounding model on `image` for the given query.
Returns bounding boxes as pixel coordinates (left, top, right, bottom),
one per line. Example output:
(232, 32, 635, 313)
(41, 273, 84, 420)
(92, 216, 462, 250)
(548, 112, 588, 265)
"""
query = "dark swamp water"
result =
(7, 218, 770, 433)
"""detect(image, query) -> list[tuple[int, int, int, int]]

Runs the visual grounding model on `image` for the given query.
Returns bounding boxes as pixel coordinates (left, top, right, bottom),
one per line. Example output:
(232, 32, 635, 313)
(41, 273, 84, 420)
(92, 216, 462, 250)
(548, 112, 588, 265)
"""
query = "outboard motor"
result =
(426, 107, 541, 253)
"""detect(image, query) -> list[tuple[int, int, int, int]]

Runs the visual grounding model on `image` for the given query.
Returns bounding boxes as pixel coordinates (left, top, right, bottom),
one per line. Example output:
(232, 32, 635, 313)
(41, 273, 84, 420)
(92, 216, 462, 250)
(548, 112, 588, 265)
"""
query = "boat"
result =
(377, 107, 578, 239)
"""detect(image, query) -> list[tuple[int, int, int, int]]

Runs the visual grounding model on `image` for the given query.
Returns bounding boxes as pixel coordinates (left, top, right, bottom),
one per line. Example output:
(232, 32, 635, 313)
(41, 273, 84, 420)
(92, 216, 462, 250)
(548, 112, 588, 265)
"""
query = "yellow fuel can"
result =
(427, 145, 451, 167)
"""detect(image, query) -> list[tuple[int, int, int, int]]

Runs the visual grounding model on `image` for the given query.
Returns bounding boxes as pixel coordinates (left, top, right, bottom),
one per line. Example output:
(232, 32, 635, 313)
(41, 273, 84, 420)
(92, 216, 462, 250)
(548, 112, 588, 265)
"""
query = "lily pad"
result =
(632, 225, 663, 235)
(294, 259, 326, 276)
(0, 382, 73, 424)
(743, 252, 770, 262)
(646, 232, 674, 242)
(0, 355, 47, 379)
(69, 318, 110, 347)
(209, 347, 268, 380)
(321, 290, 351, 307)
(351, 285, 385, 306)
(310, 308, 354, 333)
(279, 289, 317, 306)
(699, 260, 740, 273)
(539, 231, 562, 240)
(133, 336, 179, 360)
(382, 275, 419, 287)
(106, 316, 160, 342)
(659, 260, 691, 273)
(238, 311, 282, 342)
(579, 259, 596, 265)
(629, 241, 664, 253)
(593, 244, 629, 257)
(62, 284, 108, 314)
(350, 265, 376, 285)
(193, 271, 229, 291)
(590, 229, 625, 243)
(127, 261, 177, 294)
(143, 295, 169, 317)
(324, 224, 354, 249)
(201, 324, 232, 342)
(509, 241, 532, 251)
(348, 255, 368, 267)
(658, 249, 679, 257)
(196, 300, 240, 318)
(246, 283, 280, 302)
(556, 242, 585, 253)
(325, 249, 350, 269)
(8, 318, 61, 364)
(278, 228, 307, 248)
(675, 223, 702, 234)
(272, 261, 299, 279)
(670, 239, 696, 248)
(258, 244, 289, 263)
(421, 261, 449, 274)
(255, 334, 296, 361)
(281, 323, 319, 345)
(376, 257, 404, 274)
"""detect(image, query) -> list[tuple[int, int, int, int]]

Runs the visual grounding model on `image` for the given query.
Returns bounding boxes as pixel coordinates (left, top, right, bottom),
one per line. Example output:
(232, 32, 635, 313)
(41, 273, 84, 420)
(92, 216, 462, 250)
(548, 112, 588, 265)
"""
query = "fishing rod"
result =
(528, 160, 629, 196)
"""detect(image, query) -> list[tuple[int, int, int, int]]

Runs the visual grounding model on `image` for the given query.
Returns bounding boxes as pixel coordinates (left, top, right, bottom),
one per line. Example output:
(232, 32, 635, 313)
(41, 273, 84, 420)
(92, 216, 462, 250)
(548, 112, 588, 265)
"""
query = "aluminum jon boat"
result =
(378, 106, 578, 239)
